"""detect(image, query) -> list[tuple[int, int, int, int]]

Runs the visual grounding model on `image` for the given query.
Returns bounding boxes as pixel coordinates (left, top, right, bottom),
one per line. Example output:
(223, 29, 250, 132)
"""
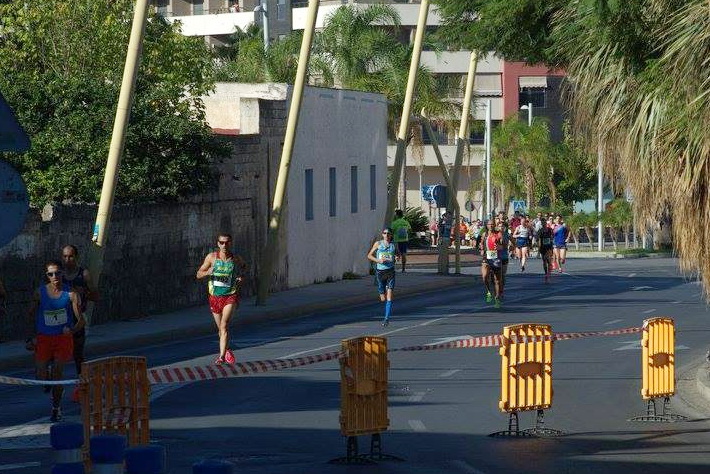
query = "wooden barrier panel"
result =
(79, 356, 150, 461)
(498, 324, 553, 413)
(641, 317, 675, 400)
(339, 336, 389, 436)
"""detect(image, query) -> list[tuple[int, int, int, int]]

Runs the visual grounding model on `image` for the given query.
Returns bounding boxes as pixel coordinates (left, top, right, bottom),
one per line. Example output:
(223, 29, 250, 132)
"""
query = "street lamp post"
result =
(254, 4, 269, 51)
(520, 102, 533, 127)
(485, 99, 492, 218)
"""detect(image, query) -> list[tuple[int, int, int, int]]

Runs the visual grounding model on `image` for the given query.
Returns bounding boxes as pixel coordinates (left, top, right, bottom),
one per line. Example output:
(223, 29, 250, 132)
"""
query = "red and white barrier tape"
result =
(147, 350, 343, 384)
(0, 326, 646, 386)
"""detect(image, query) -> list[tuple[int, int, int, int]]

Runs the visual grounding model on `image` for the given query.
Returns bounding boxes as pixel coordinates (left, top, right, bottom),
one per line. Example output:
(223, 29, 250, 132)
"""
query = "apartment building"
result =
(155, 0, 565, 219)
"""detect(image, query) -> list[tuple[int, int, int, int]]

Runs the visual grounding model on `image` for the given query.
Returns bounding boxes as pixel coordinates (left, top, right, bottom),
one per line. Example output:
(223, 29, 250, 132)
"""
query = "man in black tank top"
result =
(61, 245, 99, 376)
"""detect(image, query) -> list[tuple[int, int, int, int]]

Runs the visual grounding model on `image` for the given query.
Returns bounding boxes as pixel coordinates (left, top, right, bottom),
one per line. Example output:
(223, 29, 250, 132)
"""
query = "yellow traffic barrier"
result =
(79, 356, 150, 463)
(331, 336, 401, 464)
(631, 317, 686, 422)
(492, 323, 561, 437)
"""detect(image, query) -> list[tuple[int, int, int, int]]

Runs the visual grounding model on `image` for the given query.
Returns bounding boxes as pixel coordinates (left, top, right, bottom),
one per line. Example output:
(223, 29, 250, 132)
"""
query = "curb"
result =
(697, 366, 710, 406)
(0, 275, 476, 373)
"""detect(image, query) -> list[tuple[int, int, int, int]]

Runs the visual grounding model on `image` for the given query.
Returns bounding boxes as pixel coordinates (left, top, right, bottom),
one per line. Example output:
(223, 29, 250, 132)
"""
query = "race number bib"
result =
(542, 237, 551, 245)
(43, 308, 67, 327)
(381, 252, 394, 262)
(486, 250, 498, 260)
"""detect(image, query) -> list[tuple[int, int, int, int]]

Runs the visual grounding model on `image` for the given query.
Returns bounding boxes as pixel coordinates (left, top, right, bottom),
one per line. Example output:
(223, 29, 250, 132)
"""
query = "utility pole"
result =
(86, 0, 150, 326)
(384, 0, 429, 229)
(485, 99, 492, 218)
(256, 0, 319, 304)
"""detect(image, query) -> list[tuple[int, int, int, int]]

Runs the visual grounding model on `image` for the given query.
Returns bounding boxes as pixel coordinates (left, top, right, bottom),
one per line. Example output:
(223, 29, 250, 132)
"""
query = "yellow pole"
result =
(384, 0, 430, 228)
(451, 52, 478, 274)
(256, 0, 319, 304)
(86, 0, 150, 326)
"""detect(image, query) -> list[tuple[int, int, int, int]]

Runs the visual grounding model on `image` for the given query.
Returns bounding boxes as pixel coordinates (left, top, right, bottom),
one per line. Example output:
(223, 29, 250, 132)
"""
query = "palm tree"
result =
(552, 0, 710, 292)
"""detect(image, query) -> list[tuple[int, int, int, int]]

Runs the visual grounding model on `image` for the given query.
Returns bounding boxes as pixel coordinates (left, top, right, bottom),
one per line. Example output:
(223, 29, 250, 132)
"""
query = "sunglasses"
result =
(217, 240, 230, 245)
(46, 271, 62, 277)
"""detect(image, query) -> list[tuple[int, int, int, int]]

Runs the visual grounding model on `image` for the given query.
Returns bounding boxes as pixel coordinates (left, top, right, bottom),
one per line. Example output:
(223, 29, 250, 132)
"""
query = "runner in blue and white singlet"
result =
(367, 228, 397, 326)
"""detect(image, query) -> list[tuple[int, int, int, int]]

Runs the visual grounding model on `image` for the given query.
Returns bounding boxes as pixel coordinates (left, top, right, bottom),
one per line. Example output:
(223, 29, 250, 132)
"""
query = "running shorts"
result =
(376, 268, 396, 294)
(208, 293, 240, 314)
(36, 333, 74, 363)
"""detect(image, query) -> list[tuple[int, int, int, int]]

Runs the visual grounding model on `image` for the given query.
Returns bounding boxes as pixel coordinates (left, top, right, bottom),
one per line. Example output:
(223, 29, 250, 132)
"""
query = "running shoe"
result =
(381, 317, 390, 327)
(224, 349, 236, 365)
(521, 265, 525, 272)
(485, 292, 492, 303)
(50, 407, 62, 423)
(494, 298, 501, 309)
(214, 356, 225, 365)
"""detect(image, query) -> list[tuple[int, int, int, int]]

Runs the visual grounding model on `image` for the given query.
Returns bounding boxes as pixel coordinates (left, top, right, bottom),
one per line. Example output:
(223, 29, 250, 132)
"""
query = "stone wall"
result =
(0, 98, 287, 341)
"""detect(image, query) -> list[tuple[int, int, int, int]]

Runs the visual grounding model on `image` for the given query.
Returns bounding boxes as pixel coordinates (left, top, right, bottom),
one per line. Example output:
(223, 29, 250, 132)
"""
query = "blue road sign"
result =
(512, 200, 526, 213)
(0, 160, 29, 248)
(0, 92, 30, 152)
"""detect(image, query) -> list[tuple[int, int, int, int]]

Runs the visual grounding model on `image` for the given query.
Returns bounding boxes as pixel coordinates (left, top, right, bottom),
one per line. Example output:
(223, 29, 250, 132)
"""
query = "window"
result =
(329, 167, 337, 217)
(519, 88, 546, 108)
(350, 166, 358, 214)
(277, 0, 286, 20)
(193, 0, 204, 15)
(369, 165, 377, 210)
(305, 169, 314, 221)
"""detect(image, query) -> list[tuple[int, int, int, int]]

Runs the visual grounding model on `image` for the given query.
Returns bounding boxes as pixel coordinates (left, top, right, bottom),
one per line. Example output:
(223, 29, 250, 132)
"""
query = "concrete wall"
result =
(287, 87, 388, 287)
(0, 99, 287, 341)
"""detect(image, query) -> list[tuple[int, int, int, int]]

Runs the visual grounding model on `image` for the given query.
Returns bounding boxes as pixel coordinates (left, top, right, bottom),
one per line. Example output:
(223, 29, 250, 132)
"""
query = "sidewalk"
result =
(0, 268, 476, 372)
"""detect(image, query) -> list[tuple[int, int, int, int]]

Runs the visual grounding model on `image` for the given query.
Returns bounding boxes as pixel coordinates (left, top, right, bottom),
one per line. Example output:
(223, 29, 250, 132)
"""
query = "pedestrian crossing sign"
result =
(513, 200, 526, 213)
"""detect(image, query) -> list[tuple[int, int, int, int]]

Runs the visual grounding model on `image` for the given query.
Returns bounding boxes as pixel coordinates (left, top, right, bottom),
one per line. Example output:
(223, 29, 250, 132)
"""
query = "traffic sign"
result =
(512, 200, 526, 213)
(0, 160, 29, 248)
(465, 200, 475, 212)
(0, 91, 30, 152)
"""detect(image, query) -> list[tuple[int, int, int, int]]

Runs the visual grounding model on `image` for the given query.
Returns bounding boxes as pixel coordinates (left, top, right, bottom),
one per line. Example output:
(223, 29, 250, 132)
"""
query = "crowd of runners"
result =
(474, 211, 570, 308)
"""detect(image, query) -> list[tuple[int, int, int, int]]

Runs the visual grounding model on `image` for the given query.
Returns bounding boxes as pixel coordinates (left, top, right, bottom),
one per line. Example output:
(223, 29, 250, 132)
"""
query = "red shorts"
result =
(35, 333, 74, 363)
(208, 294, 239, 314)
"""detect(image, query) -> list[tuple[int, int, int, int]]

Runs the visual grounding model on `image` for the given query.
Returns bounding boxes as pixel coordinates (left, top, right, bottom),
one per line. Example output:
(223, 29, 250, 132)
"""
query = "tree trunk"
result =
(609, 226, 618, 250)
(584, 226, 596, 249)
(525, 168, 535, 211)
(571, 231, 580, 250)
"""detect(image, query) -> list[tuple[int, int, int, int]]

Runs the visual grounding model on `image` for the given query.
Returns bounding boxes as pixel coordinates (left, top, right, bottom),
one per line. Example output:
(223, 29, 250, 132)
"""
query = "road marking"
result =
(408, 419, 427, 432)
(0, 422, 51, 450)
(603, 319, 624, 325)
(450, 459, 488, 474)
(614, 340, 641, 351)
(0, 463, 41, 471)
(439, 369, 461, 378)
(643, 309, 656, 314)
(628, 273, 637, 278)
(631, 286, 655, 291)
(426, 336, 473, 346)
(409, 392, 426, 402)
(676, 345, 690, 351)
(671, 301, 682, 304)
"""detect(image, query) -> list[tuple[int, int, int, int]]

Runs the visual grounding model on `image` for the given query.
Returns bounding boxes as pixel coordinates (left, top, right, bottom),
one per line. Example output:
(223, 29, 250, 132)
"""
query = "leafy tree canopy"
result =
(0, 0, 229, 206)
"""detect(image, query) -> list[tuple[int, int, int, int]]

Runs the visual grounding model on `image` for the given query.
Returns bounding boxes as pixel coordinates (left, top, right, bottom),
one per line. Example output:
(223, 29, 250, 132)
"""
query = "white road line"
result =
(631, 286, 655, 291)
(450, 459, 488, 474)
(643, 309, 656, 314)
(408, 419, 427, 432)
(603, 319, 624, 325)
(628, 273, 637, 278)
(671, 301, 682, 304)
(408, 392, 426, 402)
(439, 369, 461, 378)
(614, 340, 641, 351)
(0, 463, 41, 471)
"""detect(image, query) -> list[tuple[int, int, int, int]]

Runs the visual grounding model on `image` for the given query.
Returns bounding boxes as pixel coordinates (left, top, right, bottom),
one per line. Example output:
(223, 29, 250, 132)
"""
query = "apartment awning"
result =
(474, 73, 502, 96)
(518, 76, 548, 89)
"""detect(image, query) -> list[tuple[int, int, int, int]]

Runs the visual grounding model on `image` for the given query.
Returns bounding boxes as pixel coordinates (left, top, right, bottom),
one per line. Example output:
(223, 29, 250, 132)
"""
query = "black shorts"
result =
(540, 246, 553, 256)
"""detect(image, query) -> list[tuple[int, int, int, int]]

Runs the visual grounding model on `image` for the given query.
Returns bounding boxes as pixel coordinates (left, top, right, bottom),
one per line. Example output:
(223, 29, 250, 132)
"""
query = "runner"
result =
(512, 216, 532, 272)
(390, 209, 411, 273)
(478, 220, 503, 308)
(537, 221, 555, 283)
(552, 215, 570, 272)
(196, 233, 247, 365)
(27, 260, 85, 422)
(367, 228, 397, 326)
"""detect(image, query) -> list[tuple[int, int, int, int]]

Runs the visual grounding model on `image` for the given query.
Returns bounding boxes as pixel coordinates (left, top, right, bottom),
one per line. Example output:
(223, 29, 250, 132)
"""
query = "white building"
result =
(204, 83, 388, 287)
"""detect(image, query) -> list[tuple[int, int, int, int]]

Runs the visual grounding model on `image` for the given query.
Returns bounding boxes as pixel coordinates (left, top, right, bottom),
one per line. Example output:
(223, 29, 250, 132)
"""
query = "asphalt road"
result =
(2, 257, 710, 473)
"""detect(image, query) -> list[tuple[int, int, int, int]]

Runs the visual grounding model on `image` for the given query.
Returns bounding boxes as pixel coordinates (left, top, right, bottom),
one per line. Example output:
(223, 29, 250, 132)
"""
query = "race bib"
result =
(486, 250, 498, 259)
(542, 237, 551, 245)
(43, 308, 67, 327)
(212, 274, 233, 287)
(381, 252, 394, 262)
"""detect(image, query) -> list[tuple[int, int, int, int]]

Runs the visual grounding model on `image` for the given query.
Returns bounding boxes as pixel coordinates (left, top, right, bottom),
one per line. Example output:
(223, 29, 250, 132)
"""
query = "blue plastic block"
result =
(50, 422, 84, 450)
(125, 445, 166, 473)
(192, 459, 234, 474)
(51, 462, 84, 474)
(89, 434, 127, 464)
